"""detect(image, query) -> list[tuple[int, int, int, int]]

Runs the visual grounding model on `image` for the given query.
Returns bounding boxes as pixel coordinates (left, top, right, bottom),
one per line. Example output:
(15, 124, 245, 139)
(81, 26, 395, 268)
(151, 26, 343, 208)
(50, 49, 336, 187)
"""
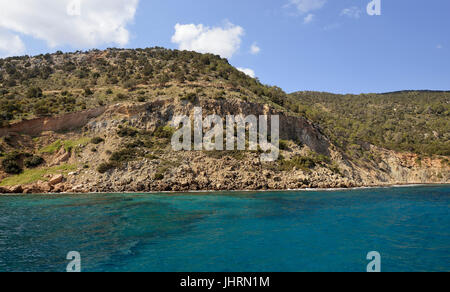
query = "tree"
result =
(26, 87, 43, 98)
(158, 73, 170, 88)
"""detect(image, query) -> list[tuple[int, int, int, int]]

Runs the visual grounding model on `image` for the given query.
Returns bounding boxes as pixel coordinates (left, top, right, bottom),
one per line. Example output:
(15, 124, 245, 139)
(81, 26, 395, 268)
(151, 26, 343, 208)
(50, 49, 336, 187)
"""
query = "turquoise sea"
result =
(0, 185, 449, 272)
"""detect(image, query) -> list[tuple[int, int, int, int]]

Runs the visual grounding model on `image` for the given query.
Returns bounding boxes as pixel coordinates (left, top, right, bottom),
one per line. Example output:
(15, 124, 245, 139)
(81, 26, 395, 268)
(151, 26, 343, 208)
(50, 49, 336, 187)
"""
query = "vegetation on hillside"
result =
(0, 47, 448, 160)
(0, 48, 286, 125)
(290, 91, 450, 157)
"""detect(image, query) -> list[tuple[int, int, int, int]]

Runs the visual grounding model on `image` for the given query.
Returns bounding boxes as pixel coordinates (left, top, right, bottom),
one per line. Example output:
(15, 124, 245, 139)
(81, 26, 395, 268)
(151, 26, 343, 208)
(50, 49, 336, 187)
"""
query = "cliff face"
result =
(92, 98, 331, 155)
(0, 96, 448, 194)
(0, 106, 107, 137)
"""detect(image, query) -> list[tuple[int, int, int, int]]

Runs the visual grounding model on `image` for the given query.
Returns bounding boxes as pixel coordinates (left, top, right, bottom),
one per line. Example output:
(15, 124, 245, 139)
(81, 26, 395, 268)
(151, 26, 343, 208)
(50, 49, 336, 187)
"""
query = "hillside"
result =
(0, 48, 448, 193)
(0, 48, 288, 124)
(290, 91, 450, 157)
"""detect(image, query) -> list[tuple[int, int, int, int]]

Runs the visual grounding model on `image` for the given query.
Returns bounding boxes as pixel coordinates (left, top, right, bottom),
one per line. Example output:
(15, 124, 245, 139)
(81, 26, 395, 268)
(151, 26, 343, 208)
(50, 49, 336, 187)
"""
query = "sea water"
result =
(0, 185, 448, 272)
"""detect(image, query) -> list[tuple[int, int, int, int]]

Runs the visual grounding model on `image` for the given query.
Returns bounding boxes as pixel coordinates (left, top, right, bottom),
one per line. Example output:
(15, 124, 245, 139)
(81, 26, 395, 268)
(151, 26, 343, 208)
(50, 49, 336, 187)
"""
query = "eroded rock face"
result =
(0, 107, 106, 138)
(86, 98, 331, 156)
(0, 98, 448, 194)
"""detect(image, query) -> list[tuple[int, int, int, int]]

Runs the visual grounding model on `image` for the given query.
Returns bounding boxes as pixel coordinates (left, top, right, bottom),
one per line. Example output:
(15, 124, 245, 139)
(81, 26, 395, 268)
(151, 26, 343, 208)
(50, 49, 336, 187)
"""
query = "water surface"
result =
(0, 185, 449, 272)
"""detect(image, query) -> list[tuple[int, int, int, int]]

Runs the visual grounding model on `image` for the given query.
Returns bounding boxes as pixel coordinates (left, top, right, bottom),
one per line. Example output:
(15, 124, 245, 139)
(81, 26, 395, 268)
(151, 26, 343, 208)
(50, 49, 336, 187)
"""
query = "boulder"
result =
(36, 181, 53, 193)
(49, 174, 64, 185)
(6, 185, 23, 194)
(0, 187, 10, 194)
(53, 183, 67, 193)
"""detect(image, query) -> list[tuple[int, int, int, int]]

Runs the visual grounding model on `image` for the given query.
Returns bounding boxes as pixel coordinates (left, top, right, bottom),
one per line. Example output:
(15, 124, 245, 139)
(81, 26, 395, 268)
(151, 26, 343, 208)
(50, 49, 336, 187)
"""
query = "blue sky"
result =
(0, 0, 449, 94)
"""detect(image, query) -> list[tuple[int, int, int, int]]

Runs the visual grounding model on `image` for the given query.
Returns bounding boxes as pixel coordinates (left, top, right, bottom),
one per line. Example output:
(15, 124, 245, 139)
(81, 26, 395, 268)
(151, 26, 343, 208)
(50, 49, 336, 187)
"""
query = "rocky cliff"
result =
(0, 96, 448, 194)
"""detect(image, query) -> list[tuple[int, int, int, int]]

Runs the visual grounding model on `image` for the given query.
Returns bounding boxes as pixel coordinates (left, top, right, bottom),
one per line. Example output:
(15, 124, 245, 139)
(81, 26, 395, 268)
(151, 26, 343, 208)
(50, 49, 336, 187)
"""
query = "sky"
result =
(0, 0, 449, 94)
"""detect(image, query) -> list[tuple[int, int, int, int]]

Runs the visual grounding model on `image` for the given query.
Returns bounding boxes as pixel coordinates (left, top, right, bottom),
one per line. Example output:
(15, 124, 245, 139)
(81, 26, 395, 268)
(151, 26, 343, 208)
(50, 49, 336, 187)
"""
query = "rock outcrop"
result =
(0, 98, 448, 194)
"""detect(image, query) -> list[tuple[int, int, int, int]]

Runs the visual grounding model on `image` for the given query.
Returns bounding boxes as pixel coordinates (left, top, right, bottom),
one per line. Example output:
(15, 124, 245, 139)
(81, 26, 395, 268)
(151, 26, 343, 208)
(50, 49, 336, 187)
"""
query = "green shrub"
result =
(26, 87, 43, 98)
(84, 88, 94, 96)
(181, 93, 197, 103)
(91, 137, 105, 144)
(329, 163, 341, 175)
(279, 155, 317, 171)
(97, 162, 118, 174)
(116, 93, 129, 100)
(24, 156, 44, 168)
(152, 126, 174, 139)
(154, 172, 164, 180)
(109, 149, 136, 163)
(124, 140, 144, 149)
(34, 104, 50, 117)
(279, 140, 290, 151)
(214, 90, 226, 100)
(2, 153, 23, 174)
(117, 127, 139, 137)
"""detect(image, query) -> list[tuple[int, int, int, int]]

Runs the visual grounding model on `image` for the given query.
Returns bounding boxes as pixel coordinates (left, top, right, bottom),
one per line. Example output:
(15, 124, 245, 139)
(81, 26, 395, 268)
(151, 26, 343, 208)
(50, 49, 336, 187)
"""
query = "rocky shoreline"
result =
(1, 180, 448, 195)
(1, 165, 448, 195)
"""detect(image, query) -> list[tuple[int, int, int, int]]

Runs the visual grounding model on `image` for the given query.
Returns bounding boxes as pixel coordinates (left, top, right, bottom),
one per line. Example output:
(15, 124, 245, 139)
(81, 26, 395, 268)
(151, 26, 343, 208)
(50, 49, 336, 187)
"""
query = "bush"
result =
(26, 87, 43, 99)
(117, 127, 139, 137)
(97, 162, 118, 174)
(278, 155, 317, 171)
(181, 93, 197, 103)
(214, 91, 225, 100)
(152, 126, 174, 139)
(91, 137, 105, 144)
(116, 93, 129, 100)
(2, 153, 23, 174)
(154, 172, 164, 180)
(279, 140, 290, 151)
(84, 88, 94, 96)
(109, 149, 136, 163)
(34, 104, 50, 116)
(24, 156, 44, 168)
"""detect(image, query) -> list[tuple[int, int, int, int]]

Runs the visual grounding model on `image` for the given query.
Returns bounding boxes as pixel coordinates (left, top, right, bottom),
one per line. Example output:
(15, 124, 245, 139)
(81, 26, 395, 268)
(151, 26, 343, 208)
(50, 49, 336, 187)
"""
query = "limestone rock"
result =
(49, 175, 64, 186)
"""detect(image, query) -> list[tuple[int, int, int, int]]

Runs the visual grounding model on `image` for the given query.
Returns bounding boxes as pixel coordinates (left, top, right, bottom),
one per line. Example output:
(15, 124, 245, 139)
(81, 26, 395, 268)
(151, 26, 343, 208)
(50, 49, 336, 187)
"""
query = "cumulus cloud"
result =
(237, 67, 256, 78)
(250, 43, 261, 55)
(0, 29, 25, 57)
(0, 0, 139, 50)
(287, 0, 326, 14)
(303, 14, 315, 24)
(171, 22, 244, 59)
(341, 6, 363, 19)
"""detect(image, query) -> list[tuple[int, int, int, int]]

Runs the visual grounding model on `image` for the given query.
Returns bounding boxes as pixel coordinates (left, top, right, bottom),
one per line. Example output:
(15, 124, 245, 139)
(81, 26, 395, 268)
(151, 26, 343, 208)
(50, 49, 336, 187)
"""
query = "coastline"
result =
(1, 183, 448, 196)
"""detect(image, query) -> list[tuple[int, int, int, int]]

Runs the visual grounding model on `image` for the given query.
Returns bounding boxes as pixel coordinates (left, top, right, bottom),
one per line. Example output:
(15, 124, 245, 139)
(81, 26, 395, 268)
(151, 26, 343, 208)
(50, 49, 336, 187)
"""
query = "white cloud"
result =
(303, 14, 315, 24)
(250, 43, 261, 55)
(0, 29, 25, 57)
(237, 67, 256, 78)
(437, 44, 443, 49)
(287, 0, 326, 14)
(0, 0, 139, 50)
(171, 22, 244, 59)
(341, 6, 363, 19)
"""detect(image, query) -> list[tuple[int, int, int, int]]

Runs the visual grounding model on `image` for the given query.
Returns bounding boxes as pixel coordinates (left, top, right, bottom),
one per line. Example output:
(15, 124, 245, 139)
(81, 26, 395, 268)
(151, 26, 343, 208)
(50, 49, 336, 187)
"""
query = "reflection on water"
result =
(0, 186, 449, 272)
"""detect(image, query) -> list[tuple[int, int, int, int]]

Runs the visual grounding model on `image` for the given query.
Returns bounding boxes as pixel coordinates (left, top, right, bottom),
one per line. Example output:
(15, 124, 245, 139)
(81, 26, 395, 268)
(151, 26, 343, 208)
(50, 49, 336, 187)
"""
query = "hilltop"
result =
(0, 48, 448, 193)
